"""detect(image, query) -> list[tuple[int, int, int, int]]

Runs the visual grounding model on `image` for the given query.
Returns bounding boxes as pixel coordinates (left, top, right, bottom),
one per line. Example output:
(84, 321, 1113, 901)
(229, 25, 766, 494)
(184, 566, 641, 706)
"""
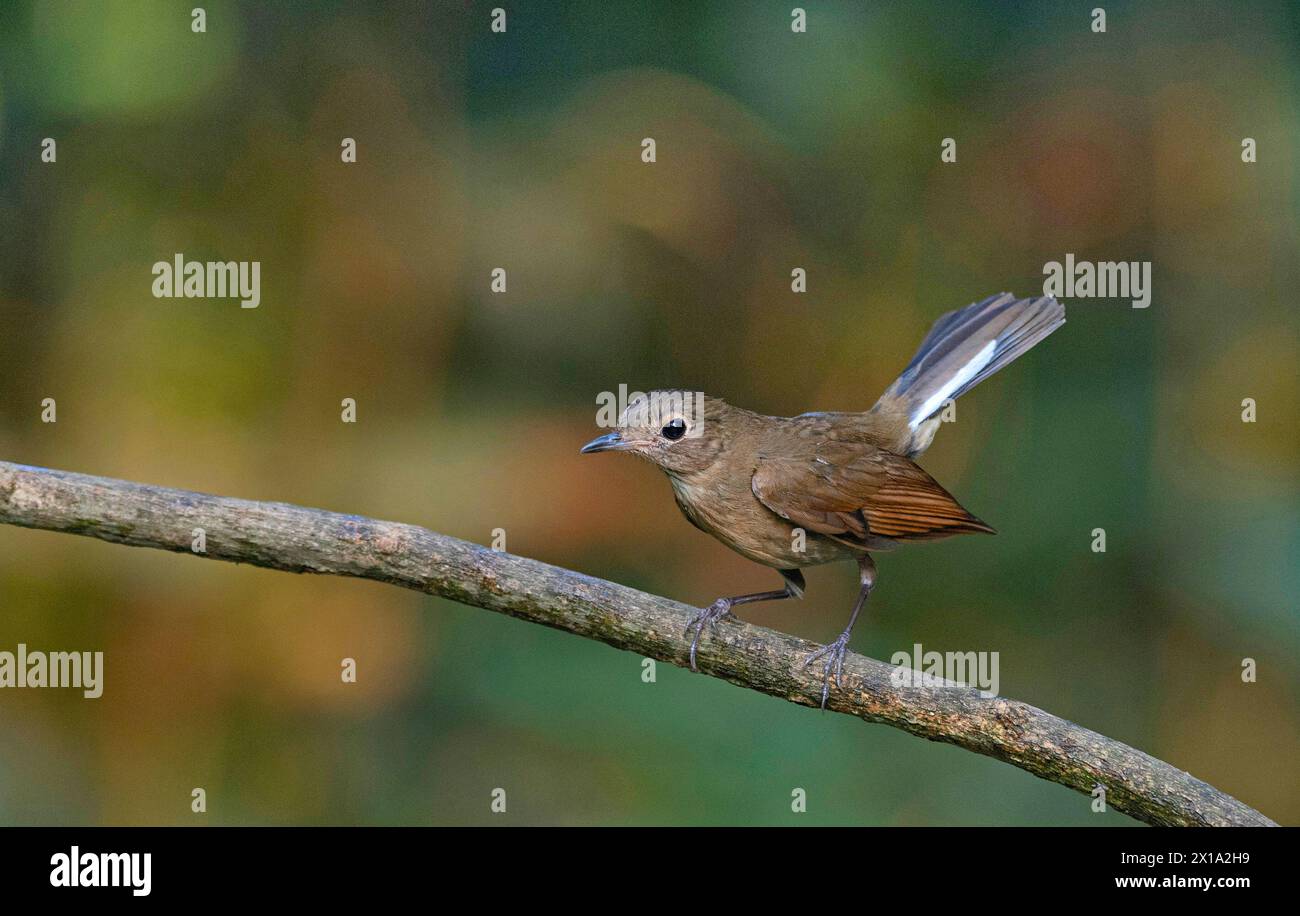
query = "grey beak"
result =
(580, 432, 625, 454)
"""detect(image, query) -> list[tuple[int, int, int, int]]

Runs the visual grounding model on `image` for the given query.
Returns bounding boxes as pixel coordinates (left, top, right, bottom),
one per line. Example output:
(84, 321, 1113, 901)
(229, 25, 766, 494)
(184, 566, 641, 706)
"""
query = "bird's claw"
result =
(684, 599, 734, 671)
(799, 631, 852, 710)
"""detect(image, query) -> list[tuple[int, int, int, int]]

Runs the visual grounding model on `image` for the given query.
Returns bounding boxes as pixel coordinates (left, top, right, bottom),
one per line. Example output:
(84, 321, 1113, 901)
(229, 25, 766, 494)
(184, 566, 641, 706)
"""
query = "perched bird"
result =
(581, 293, 1065, 707)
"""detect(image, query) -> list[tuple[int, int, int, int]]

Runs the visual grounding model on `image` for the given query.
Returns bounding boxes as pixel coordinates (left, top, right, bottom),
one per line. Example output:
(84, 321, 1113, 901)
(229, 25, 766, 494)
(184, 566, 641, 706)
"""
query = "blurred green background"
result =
(0, 0, 1296, 825)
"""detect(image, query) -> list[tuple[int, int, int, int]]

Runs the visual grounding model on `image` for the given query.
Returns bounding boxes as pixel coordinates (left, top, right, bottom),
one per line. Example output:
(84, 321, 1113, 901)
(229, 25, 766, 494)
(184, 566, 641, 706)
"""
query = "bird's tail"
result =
(870, 293, 1065, 457)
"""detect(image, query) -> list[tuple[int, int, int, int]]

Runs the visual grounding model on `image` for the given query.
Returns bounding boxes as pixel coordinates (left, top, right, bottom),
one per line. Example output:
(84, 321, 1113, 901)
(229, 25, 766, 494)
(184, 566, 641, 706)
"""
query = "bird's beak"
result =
(580, 431, 627, 454)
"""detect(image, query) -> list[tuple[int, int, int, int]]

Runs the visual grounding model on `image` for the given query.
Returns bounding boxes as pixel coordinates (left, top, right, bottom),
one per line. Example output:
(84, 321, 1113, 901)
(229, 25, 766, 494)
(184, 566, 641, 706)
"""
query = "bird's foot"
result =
(684, 598, 735, 671)
(799, 629, 852, 710)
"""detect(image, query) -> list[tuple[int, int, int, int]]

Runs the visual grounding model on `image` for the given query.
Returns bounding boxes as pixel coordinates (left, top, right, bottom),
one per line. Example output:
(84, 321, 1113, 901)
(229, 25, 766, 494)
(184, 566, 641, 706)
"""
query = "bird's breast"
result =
(666, 470, 852, 569)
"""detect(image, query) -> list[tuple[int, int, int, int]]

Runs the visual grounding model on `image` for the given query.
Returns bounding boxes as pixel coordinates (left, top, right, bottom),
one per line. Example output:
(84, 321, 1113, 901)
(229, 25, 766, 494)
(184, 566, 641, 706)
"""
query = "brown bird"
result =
(581, 292, 1065, 707)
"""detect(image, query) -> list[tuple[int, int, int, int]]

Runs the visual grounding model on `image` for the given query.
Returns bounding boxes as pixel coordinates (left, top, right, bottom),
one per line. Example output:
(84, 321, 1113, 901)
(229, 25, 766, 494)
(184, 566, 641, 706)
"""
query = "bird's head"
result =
(580, 389, 732, 476)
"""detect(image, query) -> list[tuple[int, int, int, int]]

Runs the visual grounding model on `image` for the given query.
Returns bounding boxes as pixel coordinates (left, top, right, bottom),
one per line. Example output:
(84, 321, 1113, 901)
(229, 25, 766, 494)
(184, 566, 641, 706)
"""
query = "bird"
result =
(580, 292, 1065, 707)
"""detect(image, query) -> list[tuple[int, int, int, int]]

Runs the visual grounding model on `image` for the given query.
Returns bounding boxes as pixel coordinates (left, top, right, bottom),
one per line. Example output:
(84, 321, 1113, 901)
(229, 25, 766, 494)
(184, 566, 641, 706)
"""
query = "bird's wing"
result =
(750, 443, 995, 542)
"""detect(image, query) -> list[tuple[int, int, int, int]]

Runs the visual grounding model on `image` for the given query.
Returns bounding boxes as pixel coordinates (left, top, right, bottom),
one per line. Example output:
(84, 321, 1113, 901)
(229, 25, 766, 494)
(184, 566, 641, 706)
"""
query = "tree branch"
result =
(0, 459, 1276, 827)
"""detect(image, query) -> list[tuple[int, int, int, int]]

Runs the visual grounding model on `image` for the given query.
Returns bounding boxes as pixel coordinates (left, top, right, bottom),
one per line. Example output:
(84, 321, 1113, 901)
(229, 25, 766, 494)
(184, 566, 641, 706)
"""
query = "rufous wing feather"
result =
(750, 445, 994, 544)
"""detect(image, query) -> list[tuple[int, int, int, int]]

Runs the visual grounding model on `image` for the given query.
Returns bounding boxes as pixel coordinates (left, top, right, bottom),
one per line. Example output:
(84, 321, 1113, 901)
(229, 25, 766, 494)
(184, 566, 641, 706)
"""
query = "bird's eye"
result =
(661, 418, 687, 441)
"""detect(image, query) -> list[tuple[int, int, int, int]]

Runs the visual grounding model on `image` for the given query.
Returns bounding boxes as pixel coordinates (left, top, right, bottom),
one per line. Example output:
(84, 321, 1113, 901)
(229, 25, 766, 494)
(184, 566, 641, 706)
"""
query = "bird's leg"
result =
(685, 569, 804, 672)
(800, 555, 876, 709)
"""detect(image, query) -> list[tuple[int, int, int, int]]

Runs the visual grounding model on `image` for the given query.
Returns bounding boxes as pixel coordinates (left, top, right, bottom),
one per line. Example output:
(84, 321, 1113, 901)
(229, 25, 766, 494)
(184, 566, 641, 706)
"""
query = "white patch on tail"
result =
(909, 339, 996, 429)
